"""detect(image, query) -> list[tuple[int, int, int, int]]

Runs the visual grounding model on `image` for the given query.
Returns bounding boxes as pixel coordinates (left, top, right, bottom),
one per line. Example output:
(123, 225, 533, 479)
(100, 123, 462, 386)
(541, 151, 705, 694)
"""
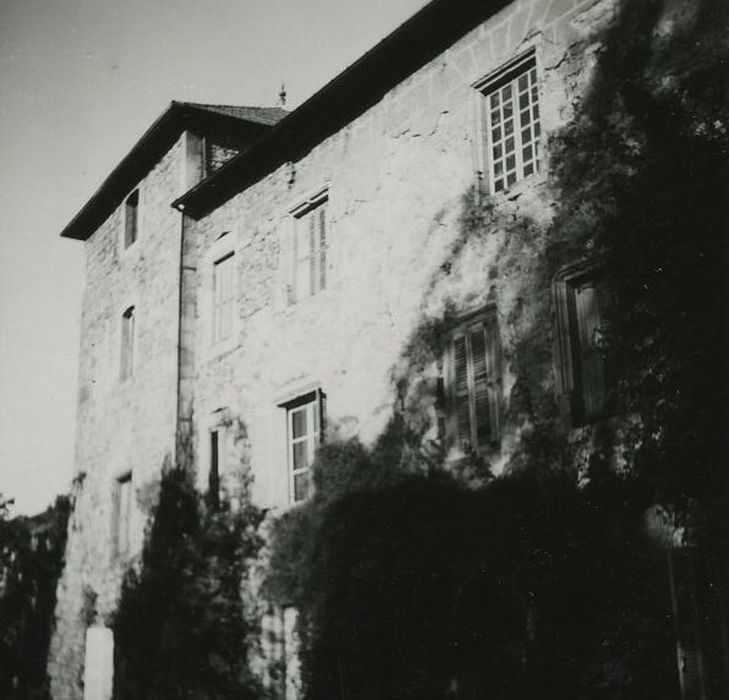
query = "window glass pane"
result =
(312, 400, 320, 434)
(294, 472, 310, 502)
(292, 408, 307, 439)
(124, 191, 138, 248)
(293, 441, 308, 471)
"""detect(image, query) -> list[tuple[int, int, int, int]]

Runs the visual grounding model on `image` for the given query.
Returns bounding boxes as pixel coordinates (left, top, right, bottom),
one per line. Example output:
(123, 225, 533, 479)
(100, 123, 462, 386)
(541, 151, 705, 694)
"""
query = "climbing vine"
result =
(267, 1, 728, 697)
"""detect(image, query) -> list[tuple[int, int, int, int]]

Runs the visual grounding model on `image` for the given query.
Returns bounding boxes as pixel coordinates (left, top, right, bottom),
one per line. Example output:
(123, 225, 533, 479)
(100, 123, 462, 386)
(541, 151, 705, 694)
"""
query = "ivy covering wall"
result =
(266, 1, 729, 697)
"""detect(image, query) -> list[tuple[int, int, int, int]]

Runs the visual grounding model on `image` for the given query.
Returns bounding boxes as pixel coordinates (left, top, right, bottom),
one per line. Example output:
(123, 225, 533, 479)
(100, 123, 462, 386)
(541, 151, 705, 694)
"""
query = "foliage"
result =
(266, 1, 729, 697)
(268, 440, 677, 699)
(0, 495, 71, 700)
(112, 467, 265, 700)
(547, 0, 729, 514)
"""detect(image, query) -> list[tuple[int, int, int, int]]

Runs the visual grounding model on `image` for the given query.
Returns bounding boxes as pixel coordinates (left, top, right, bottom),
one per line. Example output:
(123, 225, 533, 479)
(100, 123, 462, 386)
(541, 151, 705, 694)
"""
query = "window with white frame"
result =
(290, 193, 328, 304)
(284, 391, 325, 503)
(554, 266, 609, 425)
(478, 50, 540, 193)
(120, 306, 135, 381)
(212, 251, 235, 343)
(124, 190, 139, 248)
(113, 472, 132, 558)
(445, 310, 501, 453)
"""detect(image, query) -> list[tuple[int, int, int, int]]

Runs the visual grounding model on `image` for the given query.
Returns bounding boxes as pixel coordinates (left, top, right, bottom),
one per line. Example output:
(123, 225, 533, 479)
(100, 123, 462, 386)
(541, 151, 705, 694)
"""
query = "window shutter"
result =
(309, 213, 317, 296)
(470, 325, 492, 445)
(453, 336, 471, 448)
(319, 207, 327, 291)
(575, 281, 605, 420)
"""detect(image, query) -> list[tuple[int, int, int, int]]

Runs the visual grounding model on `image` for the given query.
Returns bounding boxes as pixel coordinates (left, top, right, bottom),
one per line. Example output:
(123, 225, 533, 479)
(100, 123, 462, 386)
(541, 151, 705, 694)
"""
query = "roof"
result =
(174, 0, 509, 218)
(178, 103, 288, 126)
(60, 101, 287, 240)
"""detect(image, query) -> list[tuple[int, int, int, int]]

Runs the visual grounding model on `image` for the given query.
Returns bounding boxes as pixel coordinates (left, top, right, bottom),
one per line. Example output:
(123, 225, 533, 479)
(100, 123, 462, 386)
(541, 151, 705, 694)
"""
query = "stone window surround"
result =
(473, 45, 542, 195)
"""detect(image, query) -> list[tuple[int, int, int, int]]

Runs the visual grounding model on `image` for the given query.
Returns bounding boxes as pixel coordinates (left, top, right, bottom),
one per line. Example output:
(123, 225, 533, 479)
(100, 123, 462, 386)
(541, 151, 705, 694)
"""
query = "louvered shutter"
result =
(470, 324, 492, 446)
(308, 213, 317, 296)
(453, 336, 471, 449)
(319, 207, 327, 291)
(575, 280, 605, 420)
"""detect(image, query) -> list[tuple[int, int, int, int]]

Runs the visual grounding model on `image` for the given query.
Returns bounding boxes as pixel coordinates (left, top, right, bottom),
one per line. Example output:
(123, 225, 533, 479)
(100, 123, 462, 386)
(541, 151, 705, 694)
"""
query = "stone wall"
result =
(184, 2, 617, 691)
(49, 0, 620, 696)
(48, 135, 191, 700)
(187, 0, 616, 510)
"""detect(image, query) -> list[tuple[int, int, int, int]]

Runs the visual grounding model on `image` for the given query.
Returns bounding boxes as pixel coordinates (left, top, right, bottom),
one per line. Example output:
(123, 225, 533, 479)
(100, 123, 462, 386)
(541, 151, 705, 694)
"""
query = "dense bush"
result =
(0, 495, 71, 700)
(266, 1, 729, 697)
(112, 468, 264, 700)
(268, 433, 678, 699)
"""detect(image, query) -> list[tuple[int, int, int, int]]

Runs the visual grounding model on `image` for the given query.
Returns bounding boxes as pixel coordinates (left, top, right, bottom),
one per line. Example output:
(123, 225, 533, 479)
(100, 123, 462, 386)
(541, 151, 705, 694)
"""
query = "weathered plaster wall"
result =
(48, 136, 189, 699)
(49, 0, 621, 696)
(187, 0, 617, 510)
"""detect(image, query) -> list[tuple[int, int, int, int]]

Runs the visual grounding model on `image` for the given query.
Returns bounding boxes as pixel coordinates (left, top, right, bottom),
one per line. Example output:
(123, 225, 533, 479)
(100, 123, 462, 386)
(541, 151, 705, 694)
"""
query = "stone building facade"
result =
(50, 0, 704, 697)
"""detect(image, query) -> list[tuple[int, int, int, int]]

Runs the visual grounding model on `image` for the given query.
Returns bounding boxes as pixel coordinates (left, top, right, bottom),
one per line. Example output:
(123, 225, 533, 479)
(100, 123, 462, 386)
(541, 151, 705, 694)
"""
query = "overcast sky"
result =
(0, 0, 428, 516)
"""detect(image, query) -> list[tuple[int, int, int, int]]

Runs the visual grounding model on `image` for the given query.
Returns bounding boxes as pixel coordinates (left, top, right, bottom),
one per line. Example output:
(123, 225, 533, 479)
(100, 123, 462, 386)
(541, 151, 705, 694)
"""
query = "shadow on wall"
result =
(266, 0, 729, 697)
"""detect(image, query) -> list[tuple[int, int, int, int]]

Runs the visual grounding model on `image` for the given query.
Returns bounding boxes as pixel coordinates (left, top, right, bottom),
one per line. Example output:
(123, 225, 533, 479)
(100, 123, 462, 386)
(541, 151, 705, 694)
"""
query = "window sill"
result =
(482, 169, 546, 201)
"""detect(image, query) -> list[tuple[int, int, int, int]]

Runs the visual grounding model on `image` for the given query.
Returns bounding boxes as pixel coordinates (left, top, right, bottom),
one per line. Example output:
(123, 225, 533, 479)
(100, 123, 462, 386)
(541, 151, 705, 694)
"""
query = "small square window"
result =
(444, 310, 501, 453)
(120, 306, 135, 381)
(477, 50, 540, 193)
(554, 266, 610, 425)
(212, 252, 235, 344)
(124, 190, 139, 248)
(283, 391, 325, 503)
(289, 194, 328, 304)
(113, 472, 133, 558)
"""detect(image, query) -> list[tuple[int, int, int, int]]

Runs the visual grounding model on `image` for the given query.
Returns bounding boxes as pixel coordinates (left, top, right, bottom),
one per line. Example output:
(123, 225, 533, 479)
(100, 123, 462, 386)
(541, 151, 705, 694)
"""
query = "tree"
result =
(113, 467, 264, 700)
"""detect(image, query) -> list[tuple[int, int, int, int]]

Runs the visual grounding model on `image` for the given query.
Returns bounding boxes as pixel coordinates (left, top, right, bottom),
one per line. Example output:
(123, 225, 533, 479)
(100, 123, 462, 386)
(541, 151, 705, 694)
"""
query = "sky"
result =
(0, 0, 429, 516)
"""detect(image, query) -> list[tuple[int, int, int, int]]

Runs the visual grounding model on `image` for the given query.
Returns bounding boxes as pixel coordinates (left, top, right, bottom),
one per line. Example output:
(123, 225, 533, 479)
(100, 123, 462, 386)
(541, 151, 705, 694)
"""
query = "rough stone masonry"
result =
(49, 0, 624, 697)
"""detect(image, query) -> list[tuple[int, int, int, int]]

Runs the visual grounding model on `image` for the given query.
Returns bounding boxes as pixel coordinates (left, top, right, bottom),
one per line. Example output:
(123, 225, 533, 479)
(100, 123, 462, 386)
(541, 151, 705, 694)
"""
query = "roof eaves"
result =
(60, 102, 281, 241)
(174, 0, 509, 218)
